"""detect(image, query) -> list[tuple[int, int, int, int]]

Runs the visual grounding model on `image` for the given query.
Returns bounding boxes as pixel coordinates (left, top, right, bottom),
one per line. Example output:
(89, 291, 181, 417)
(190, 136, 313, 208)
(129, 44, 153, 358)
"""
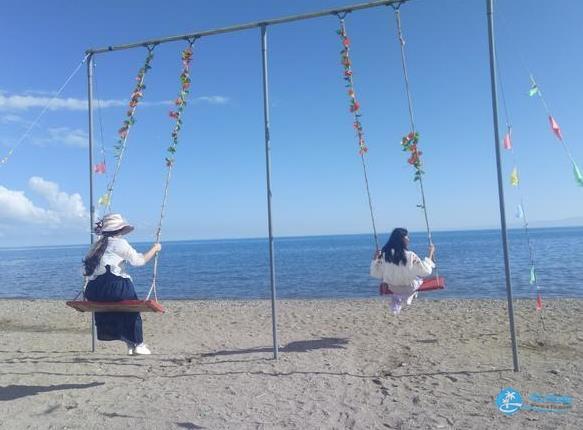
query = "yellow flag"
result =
(98, 193, 110, 206)
(510, 167, 519, 186)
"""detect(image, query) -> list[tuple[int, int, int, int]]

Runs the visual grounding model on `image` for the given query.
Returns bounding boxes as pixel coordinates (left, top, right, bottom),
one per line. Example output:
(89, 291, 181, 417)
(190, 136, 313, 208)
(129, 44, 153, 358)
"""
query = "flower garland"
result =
(401, 131, 424, 182)
(166, 44, 193, 168)
(98, 48, 155, 208)
(113, 48, 154, 160)
(338, 20, 367, 155)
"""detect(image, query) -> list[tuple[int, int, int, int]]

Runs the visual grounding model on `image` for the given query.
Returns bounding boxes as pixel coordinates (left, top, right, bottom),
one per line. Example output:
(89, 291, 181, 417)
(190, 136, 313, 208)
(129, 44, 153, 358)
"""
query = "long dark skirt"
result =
(84, 267, 143, 345)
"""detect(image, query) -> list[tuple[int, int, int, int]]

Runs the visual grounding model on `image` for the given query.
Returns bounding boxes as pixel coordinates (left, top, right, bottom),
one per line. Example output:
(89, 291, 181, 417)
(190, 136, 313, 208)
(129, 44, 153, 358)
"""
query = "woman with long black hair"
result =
(83, 213, 161, 355)
(370, 228, 435, 315)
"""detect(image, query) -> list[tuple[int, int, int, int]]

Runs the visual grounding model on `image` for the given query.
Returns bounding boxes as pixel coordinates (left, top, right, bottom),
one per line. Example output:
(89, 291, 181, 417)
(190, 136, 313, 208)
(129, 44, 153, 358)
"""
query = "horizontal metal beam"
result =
(86, 0, 407, 55)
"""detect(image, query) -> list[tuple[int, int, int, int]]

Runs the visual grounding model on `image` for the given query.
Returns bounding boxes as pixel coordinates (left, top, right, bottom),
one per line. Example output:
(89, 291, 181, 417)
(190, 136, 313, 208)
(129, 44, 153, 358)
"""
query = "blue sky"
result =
(0, 0, 582, 247)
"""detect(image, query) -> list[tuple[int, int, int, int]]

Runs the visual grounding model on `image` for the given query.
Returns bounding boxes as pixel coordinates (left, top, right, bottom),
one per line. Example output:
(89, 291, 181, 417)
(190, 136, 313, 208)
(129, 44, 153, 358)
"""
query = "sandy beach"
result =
(0, 298, 581, 429)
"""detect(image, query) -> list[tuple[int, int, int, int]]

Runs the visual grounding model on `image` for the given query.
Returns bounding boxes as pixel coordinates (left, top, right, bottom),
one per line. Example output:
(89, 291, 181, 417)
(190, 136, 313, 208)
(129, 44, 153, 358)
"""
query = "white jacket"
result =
(370, 250, 435, 295)
(87, 237, 146, 281)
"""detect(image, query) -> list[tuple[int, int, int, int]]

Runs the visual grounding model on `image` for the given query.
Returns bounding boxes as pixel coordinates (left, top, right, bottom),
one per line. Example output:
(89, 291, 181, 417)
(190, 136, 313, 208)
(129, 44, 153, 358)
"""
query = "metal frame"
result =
(486, 0, 519, 371)
(86, 1, 406, 55)
(85, 0, 519, 370)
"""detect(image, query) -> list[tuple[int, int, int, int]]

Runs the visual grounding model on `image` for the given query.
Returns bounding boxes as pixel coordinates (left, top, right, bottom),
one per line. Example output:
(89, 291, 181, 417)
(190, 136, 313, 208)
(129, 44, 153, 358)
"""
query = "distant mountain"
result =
(508, 216, 583, 229)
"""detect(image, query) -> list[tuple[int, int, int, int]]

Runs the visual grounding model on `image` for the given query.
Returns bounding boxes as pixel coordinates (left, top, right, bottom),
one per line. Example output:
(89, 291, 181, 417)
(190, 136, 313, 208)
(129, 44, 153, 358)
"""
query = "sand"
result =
(0, 298, 581, 429)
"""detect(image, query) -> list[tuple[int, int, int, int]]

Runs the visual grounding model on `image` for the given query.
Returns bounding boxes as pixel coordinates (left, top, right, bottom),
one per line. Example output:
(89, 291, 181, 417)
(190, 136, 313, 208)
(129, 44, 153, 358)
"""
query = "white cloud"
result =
(0, 91, 231, 112)
(0, 185, 58, 224)
(0, 177, 88, 227)
(0, 93, 128, 111)
(0, 114, 26, 124)
(28, 177, 88, 222)
(45, 127, 88, 148)
(27, 127, 88, 148)
(23, 89, 58, 97)
(195, 96, 230, 105)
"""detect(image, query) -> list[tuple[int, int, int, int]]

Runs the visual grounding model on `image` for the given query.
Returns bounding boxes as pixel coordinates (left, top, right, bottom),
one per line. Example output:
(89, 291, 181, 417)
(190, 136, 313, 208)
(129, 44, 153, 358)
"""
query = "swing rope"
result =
(393, 6, 437, 263)
(101, 45, 156, 211)
(147, 38, 196, 301)
(336, 14, 380, 251)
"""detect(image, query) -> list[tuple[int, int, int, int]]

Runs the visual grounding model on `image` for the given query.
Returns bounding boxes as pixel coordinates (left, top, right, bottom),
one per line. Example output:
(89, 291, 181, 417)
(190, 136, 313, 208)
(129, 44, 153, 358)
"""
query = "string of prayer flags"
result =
(548, 115, 563, 142)
(0, 149, 14, 165)
(503, 129, 512, 150)
(515, 204, 524, 219)
(94, 162, 106, 174)
(573, 162, 583, 187)
(529, 78, 583, 191)
(529, 265, 537, 285)
(166, 43, 194, 168)
(510, 167, 519, 186)
(528, 83, 539, 97)
(535, 293, 543, 311)
(98, 193, 110, 207)
(337, 19, 367, 156)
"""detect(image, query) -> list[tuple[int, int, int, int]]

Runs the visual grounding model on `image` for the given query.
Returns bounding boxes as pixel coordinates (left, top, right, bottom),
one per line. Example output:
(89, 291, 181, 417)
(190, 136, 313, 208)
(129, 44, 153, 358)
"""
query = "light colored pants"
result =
(390, 290, 418, 315)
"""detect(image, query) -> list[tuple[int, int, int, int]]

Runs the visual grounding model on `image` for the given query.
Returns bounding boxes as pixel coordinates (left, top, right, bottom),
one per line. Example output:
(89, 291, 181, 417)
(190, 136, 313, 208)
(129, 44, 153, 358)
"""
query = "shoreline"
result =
(2, 224, 583, 250)
(0, 298, 580, 428)
(1, 296, 582, 302)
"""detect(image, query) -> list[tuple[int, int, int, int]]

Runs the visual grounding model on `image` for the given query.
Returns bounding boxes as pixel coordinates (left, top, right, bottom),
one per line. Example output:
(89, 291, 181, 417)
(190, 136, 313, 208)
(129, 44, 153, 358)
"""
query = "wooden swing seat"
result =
(379, 276, 445, 295)
(66, 300, 165, 313)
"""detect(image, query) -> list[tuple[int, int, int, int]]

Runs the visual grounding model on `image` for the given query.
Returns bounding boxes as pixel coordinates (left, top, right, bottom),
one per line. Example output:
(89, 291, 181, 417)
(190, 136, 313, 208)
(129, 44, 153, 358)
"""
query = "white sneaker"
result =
(133, 343, 151, 355)
(127, 347, 134, 356)
(406, 292, 418, 306)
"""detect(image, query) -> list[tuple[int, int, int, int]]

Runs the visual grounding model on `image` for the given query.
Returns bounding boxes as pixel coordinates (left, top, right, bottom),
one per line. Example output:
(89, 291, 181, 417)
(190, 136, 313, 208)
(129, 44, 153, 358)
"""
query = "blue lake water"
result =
(0, 227, 581, 300)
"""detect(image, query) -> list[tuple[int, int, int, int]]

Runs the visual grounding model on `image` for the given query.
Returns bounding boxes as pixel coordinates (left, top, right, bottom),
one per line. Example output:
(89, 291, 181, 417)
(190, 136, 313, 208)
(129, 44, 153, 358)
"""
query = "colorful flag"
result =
(94, 162, 106, 174)
(573, 162, 583, 186)
(515, 204, 524, 219)
(510, 167, 519, 186)
(98, 193, 110, 207)
(535, 293, 543, 311)
(0, 149, 14, 165)
(529, 265, 537, 284)
(528, 85, 539, 97)
(503, 131, 512, 150)
(549, 115, 563, 141)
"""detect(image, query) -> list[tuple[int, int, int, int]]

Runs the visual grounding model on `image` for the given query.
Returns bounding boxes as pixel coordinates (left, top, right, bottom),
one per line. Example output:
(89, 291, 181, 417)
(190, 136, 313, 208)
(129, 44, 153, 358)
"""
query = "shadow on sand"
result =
(201, 337, 349, 358)
(0, 382, 104, 401)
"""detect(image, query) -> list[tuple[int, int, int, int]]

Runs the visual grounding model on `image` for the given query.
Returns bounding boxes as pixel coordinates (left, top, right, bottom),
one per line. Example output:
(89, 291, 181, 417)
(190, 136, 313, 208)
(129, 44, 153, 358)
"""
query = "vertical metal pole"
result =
(260, 25, 279, 360)
(486, 0, 519, 372)
(87, 54, 97, 353)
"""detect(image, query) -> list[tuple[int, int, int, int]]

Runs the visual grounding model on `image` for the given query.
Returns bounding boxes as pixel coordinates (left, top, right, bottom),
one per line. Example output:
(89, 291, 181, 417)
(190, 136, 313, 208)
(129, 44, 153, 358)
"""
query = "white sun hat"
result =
(95, 213, 135, 236)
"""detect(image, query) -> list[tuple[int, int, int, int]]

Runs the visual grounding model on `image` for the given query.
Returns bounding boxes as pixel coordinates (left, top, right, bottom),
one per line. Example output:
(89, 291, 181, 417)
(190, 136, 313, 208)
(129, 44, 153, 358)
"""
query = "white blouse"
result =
(370, 250, 435, 295)
(87, 237, 146, 281)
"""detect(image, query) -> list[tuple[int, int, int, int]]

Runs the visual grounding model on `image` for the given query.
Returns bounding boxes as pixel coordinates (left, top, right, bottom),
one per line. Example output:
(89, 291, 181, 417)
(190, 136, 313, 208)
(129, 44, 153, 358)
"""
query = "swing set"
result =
(62, 0, 522, 370)
(67, 1, 442, 316)
(67, 42, 196, 314)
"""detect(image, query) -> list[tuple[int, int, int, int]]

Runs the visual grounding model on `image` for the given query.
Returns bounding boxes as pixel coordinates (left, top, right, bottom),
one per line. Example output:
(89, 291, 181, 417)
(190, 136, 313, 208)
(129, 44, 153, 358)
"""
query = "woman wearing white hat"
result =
(83, 213, 161, 355)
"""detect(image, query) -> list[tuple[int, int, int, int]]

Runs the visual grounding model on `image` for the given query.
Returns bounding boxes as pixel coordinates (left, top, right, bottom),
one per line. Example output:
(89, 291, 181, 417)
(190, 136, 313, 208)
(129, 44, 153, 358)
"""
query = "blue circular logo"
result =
(496, 387, 523, 415)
